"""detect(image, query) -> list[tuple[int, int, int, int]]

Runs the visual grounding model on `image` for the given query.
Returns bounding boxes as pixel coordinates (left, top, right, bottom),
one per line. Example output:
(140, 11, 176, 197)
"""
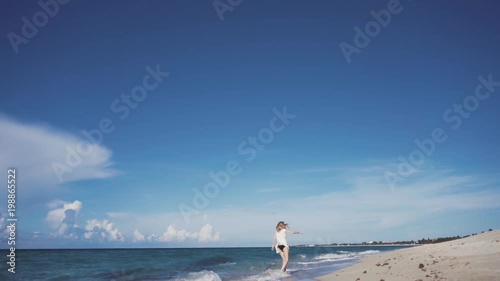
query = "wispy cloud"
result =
(272, 167, 339, 175)
(35, 163, 500, 246)
(175, 164, 500, 243)
(0, 116, 117, 187)
(256, 187, 282, 193)
(106, 212, 131, 219)
(269, 165, 500, 229)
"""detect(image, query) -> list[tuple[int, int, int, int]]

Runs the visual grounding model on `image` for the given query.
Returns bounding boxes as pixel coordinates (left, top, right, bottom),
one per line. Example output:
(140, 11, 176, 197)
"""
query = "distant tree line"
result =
(358, 229, 494, 245)
(295, 229, 494, 247)
(417, 229, 494, 245)
(370, 240, 416, 245)
(417, 236, 460, 244)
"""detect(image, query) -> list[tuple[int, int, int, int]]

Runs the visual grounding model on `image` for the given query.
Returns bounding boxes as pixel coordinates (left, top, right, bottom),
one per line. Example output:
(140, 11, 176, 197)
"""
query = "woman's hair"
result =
(276, 221, 288, 231)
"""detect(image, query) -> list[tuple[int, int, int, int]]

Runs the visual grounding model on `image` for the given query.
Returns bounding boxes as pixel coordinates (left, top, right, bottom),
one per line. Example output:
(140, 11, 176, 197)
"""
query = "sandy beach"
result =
(317, 230, 500, 281)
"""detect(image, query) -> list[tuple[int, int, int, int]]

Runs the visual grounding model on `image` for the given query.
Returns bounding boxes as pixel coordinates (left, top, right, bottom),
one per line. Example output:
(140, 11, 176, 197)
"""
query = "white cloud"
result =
(45, 200, 83, 238)
(133, 228, 159, 242)
(0, 116, 116, 187)
(198, 224, 221, 242)
(129, 224, 221, 243)
(133, 229, 145, 242)
(43, 200, 221, 245)
(161, 224, 199, 242)
(146, 233, 160, 241)
(84, 219, 125, 242)
(47, 199, 71, 210)
(156, 222, 223, 243)
(45, 200, 125, 242)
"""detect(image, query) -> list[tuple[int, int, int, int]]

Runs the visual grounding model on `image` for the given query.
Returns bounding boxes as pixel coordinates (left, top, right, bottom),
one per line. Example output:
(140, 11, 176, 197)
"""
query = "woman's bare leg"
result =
(279, 250, 286, 272)
(281, 247, 289, 272)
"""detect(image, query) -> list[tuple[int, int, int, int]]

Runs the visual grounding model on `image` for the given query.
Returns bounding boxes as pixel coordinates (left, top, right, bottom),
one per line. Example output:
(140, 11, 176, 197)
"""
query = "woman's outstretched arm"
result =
(286, 229, 302, 234)
(272, 233, 276, 250)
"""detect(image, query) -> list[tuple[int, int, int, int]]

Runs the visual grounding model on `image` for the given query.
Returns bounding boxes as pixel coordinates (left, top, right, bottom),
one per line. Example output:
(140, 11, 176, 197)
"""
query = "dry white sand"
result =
(317, 230, 500, 281)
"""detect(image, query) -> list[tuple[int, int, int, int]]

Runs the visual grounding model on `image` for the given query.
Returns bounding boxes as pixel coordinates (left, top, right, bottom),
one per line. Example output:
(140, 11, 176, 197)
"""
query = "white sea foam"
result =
(314, 253, 353, 260)
(177, 270, 222, 281)
(238, 269, 292, 281)
(358, 250, 381, 255)
(297, 254, 307, 259)
(176, 250, 381, 280)
(297, 250, 381, 265)
(296, 253, 354, 265)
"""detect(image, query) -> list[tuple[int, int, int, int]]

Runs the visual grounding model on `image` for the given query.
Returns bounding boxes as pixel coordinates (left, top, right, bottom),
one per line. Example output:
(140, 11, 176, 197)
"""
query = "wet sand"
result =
(317, 230, 500, 281)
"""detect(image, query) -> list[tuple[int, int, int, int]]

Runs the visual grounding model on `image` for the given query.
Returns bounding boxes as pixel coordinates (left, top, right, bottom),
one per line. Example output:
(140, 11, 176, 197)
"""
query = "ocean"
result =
(1, 246, 411, 281)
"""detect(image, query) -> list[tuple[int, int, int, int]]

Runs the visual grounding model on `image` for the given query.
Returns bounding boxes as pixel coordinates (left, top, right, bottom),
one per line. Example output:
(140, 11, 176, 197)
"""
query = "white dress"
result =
(275, 229, 288, 253)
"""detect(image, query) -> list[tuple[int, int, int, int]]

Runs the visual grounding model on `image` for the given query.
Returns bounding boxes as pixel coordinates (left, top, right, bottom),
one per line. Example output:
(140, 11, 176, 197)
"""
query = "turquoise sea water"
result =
(1, 246, 411, 281)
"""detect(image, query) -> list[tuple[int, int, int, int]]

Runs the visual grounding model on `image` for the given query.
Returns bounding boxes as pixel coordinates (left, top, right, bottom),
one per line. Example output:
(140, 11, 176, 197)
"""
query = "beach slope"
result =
(317, 230, 500, 281)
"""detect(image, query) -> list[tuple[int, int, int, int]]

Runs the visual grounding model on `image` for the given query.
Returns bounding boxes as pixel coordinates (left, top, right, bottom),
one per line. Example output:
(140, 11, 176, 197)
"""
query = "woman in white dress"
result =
(272, 221, 302, 273)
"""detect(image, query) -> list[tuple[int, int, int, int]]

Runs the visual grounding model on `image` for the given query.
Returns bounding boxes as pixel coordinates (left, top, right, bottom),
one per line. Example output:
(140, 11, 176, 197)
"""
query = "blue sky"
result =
(1, 0, 500, 248)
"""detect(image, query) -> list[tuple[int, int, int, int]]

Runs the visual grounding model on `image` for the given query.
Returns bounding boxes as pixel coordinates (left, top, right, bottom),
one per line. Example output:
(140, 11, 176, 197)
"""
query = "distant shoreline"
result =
(295, 244, 418, 247)
(6, 234, 483, 250)
(0, 244, 419, 251)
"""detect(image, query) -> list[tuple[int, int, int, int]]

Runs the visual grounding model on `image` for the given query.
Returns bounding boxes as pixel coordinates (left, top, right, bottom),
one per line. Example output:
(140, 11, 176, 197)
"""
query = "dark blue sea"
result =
(1, 246, 411, 281)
